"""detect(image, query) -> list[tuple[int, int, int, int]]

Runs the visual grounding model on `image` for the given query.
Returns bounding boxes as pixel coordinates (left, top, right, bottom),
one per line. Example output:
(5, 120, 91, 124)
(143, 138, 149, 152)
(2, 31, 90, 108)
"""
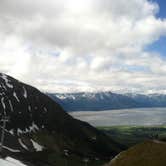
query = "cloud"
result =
(0, 0, 166, 93)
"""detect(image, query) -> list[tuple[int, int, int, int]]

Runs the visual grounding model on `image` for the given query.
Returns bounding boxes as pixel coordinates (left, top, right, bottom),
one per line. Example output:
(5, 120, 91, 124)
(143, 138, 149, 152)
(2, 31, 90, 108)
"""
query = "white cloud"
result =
(0, 0, 166, 93)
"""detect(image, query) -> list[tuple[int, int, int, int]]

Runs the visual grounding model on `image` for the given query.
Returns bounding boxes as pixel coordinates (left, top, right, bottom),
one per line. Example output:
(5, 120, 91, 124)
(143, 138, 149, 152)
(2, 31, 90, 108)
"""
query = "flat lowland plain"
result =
(98, 126, 166, 148)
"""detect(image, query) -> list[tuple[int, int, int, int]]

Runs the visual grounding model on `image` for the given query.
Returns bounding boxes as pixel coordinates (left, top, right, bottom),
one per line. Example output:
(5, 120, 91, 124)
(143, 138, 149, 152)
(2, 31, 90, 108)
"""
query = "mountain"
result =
(48, 92, 166, 112)
(47, 92, 139, 111)
(0, 73, 123, 165)
(105, 140, 166, 166)
(125, 93, 166, 107)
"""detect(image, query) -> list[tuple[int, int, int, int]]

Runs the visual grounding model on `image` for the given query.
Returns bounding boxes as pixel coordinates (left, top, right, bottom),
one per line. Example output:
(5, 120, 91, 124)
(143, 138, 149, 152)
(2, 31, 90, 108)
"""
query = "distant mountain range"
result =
(0, 73, 123, 165)
(47, 92, 166, 112)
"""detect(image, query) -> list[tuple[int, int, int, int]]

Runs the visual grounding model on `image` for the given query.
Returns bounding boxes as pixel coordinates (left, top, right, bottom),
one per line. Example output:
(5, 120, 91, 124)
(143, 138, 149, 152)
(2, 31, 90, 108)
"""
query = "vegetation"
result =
(105, 140, 166, 166)
(100, 126, 166, 166)
(98, 126, 166, 148)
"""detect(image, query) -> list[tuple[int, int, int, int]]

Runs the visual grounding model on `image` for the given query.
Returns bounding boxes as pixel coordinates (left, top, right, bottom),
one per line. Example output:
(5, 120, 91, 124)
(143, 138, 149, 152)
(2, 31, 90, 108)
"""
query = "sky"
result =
(0, 0, 166, 93)
(147, 0, 166, 56)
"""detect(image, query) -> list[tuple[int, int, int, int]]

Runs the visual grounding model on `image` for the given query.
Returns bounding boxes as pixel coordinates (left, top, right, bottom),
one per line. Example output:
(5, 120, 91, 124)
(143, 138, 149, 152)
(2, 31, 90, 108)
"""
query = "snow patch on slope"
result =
(1, 97, 6, 110)
(23, 87, 27, 98)
(1, 74, 13, 89)
(18, 139, 29, 151)
(3, 145, 21, 153)
(29, 122, 39, 132)
(31, 139, 44, 151)
(3, 157, 27, 166)
(13, 92, 20, 102)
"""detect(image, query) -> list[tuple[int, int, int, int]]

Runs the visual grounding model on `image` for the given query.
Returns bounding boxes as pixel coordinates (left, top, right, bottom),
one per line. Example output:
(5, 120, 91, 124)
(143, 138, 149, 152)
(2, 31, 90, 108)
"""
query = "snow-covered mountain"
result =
(125, 93, 166, 107)
(47, 92, 139, 111)
(48, 92, 166, 112)
(0, 73, 123, 165)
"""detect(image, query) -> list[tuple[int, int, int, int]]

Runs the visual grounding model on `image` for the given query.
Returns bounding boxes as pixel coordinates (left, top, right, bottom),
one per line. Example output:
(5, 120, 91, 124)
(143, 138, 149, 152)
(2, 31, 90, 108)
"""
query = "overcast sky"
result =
(0, 0, 166, 93)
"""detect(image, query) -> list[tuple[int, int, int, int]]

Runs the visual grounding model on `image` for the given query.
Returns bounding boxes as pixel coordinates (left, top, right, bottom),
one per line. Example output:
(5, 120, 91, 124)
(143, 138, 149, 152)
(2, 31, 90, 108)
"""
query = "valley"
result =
(70, 108, 166, 126)
(99, 126, 166, 148)
(0, 73, 165, 166)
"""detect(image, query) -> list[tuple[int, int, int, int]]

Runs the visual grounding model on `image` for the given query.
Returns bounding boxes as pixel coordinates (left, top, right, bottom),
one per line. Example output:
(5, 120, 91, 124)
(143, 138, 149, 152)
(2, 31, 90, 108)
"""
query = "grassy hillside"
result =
(105, 140, 166, 166)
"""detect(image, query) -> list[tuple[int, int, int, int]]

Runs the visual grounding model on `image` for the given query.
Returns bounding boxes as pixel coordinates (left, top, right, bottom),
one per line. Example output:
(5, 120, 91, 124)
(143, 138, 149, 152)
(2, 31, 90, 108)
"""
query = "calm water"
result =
(70, 108, 166, 126)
